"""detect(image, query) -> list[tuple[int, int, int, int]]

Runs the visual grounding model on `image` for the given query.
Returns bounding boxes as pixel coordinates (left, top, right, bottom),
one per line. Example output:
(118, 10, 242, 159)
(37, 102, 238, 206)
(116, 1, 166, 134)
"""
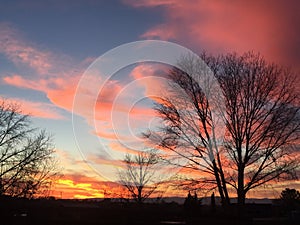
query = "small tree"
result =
(0, 100, 58, 198)
(280, 188, 300, 210)
(184, 191, 201, 217)
(118, 150, 161, 203)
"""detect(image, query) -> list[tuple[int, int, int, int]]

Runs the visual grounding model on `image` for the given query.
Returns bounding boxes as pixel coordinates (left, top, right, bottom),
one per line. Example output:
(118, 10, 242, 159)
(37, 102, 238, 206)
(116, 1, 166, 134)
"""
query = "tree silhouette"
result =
(280, 188, 300, 210)
(145, 52, 300, 206)
(144, 54, 231, 205)
(214, 52, 300, 205)
(0, 100, 58, 198)
(184, 191, 201, 217)
(118, 150, 161, 203)
(211, 192, 216, 212)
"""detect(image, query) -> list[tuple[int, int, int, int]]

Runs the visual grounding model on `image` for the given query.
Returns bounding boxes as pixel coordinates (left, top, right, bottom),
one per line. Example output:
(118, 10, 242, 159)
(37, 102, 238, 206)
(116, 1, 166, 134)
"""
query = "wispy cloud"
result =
(0, 23, 93, 118)
(0, 22, 54, 75)
(122, 0, 174, 8)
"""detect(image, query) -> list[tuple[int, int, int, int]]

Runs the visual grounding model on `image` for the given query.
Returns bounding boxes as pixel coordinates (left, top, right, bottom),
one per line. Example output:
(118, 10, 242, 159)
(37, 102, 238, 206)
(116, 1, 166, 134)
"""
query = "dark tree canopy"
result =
(280, 188, 300, 201)
(0, 100, 58, 198)
(280, 188, 300, 210)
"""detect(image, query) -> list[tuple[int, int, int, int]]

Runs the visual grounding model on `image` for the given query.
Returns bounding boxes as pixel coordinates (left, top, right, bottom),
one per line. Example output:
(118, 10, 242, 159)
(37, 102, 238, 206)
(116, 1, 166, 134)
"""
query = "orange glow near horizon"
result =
(48, 175, 300, 200)
(52, 178, 104, 199)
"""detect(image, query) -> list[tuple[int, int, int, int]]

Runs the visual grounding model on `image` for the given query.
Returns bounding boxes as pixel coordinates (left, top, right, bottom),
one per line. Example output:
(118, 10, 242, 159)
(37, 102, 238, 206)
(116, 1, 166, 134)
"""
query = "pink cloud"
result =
(93, 64, 177, 149)
(87, 153, 124, 168)
(141, 23, 176, 40)
(3, 73, 80, 113)
(125, 0, 300, 71)
(89, 66, 169, 144)
(0, 23, 93, 116)
(129, 63, 170, 97)
(123, 0, 174, 7)
(108, 141, 143, 155)
(3, 97, 65, 120)
(55, 148, 87, 168)
(0, 22, 54, 75)
(95, 128, 133, 140)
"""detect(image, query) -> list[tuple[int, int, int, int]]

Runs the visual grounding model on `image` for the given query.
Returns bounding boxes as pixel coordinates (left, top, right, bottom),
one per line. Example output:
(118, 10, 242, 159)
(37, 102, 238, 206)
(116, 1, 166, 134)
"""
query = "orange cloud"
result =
(51, 173, 126, 199)
(54, 178, 104, 199)
(3, 73, 80, 112)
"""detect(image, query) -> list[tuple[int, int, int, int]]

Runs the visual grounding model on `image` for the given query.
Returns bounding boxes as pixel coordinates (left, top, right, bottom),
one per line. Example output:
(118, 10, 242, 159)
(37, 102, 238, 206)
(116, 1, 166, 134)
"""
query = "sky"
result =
(0, 0, 299, 199)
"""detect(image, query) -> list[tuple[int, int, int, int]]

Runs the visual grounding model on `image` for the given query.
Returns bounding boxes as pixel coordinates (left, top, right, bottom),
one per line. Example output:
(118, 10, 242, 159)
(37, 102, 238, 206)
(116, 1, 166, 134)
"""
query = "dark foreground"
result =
(0, 197, 299, 225)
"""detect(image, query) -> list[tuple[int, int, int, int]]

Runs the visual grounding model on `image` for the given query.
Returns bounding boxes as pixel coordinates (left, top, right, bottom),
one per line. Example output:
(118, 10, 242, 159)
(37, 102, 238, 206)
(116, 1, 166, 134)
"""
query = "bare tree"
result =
(214, 52, 300, 205)
(118, 150, 161, 203)
(144, 54, 230, 205)
(145, 52, 300, 206)
(0, 100, 58, 198)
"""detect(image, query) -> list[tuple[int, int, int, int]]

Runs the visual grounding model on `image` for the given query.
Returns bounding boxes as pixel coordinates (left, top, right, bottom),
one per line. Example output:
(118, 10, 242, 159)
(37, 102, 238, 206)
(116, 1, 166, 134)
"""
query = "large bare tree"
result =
(145, 54, 230, 205)
(118, 150, 161, 203)
(214, 52, 300, 205)
(145, 52, 300, 206)
(0, 100, 58, 198)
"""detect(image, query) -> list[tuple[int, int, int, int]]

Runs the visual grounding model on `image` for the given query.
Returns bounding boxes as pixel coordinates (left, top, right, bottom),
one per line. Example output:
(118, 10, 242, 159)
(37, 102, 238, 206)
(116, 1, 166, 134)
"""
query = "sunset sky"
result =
(0, 0, 299, 199)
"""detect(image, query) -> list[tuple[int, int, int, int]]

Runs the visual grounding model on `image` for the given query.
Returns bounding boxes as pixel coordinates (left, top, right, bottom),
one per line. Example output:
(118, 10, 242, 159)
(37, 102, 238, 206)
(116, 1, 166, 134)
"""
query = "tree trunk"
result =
(138, 186, 142, 203)
(237, 166, 245, 205)
(217, 154, 230, 205)
(212, 160, 226, 206)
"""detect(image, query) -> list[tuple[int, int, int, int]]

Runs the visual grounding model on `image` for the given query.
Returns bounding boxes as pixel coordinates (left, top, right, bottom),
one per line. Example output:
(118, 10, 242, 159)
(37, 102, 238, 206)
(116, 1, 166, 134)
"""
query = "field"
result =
(0, 197, 299, 225)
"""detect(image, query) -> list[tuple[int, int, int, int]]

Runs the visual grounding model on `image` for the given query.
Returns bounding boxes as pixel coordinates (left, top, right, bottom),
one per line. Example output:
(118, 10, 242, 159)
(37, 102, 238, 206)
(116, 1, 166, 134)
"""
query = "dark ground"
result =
(0, 197, 299, 225)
